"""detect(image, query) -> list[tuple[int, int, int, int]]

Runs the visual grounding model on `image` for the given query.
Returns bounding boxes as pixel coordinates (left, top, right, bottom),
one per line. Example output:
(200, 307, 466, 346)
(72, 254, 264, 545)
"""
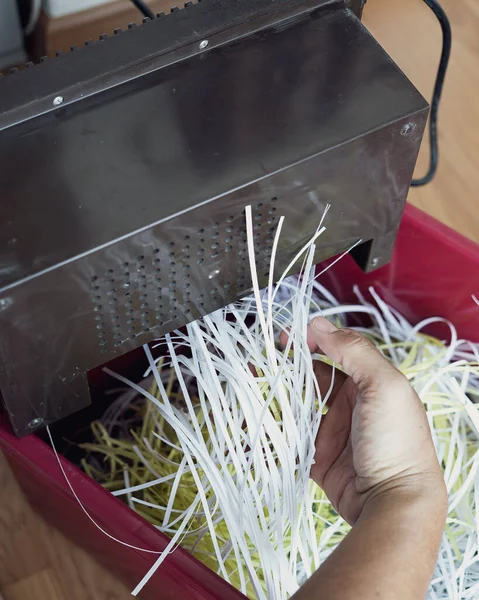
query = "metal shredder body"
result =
(0, 0, 428, 436)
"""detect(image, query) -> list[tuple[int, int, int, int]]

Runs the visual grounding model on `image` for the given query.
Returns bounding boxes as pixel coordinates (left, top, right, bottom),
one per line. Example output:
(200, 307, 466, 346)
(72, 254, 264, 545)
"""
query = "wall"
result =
(45, 0, 115, 18)
(0, 0, 26, 69)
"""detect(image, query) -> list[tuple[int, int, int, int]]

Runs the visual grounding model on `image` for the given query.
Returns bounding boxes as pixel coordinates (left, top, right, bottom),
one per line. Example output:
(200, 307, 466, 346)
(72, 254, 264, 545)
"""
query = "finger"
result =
(280, 328, 318, 353)
(311, 386, 354, 493)
(279, 329, 289, 348)
(280, 325, 347, 400)
(309, 317, 401, 389)
(248, 363, 258, 377)
(306, 327, 322, 353)
(313, 360, 347, 404)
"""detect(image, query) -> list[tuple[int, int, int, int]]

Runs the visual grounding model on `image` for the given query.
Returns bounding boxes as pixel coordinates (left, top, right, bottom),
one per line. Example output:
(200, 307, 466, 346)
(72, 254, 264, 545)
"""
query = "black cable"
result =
(411, 0, 452, 187)
(130, 0, 155, 21)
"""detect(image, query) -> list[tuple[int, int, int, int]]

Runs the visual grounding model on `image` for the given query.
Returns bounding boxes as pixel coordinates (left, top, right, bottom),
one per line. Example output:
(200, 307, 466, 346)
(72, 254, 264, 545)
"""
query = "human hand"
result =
(304, 317, 446, 525)
(290, 317, 447, 600)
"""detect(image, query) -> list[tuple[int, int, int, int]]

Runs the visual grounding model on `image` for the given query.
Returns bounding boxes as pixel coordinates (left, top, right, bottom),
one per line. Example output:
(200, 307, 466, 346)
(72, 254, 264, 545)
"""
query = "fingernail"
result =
(311, 317, 337, 333)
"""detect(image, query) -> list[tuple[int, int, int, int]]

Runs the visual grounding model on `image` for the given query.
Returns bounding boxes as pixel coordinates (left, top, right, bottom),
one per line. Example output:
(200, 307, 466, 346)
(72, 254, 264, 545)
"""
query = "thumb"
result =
(309, 317, 400, 388)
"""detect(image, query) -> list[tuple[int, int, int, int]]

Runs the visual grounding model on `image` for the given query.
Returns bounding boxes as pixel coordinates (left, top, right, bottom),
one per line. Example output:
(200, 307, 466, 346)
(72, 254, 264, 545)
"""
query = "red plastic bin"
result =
(0, 204, 478, 599)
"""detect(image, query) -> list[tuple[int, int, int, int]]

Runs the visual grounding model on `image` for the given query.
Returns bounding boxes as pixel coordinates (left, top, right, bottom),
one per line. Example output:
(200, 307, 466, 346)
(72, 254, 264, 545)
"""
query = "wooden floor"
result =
(0, 452, 133, 600)
(1, 0, 478, 599)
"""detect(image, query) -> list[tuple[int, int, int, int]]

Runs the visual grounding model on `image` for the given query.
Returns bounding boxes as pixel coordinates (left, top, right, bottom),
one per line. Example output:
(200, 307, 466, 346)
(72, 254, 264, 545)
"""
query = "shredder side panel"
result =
(0, 108, 427, 436)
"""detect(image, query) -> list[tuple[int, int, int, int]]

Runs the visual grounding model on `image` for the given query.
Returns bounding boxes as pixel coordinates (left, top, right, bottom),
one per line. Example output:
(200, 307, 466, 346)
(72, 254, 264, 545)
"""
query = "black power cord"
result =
(130, 0, 155, 21)
(411, 0, 452, 187)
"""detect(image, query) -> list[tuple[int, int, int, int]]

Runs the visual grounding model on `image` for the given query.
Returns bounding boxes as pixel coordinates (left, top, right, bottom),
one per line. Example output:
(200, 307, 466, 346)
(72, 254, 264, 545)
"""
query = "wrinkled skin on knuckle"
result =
(362, 370, 411, 408)
(340, 328, 368, 349)
(338, 329, 381, 387)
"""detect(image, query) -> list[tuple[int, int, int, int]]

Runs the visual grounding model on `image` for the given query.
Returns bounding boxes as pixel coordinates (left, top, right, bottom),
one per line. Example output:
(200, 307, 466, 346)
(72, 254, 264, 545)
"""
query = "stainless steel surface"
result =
(0, 0, 335, 130)
(0, 1, 428, 436)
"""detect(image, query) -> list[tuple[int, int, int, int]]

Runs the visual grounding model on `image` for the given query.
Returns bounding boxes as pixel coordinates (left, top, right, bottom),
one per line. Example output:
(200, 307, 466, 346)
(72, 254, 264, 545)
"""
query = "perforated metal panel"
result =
(87, 199, 281, 354)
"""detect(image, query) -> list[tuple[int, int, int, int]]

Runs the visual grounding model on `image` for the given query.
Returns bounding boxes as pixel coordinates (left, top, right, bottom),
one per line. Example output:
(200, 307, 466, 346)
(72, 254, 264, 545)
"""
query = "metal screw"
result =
(28, 417, 44, 429)
(371, 257, 380, 267)
(401, 122, 415, 137)
(199, 40, 209, 49)
(53, 96, 64, 106)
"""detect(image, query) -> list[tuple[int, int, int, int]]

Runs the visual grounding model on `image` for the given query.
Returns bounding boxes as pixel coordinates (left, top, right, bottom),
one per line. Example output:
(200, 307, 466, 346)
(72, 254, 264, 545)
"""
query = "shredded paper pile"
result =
(82, 209, 479, 599)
